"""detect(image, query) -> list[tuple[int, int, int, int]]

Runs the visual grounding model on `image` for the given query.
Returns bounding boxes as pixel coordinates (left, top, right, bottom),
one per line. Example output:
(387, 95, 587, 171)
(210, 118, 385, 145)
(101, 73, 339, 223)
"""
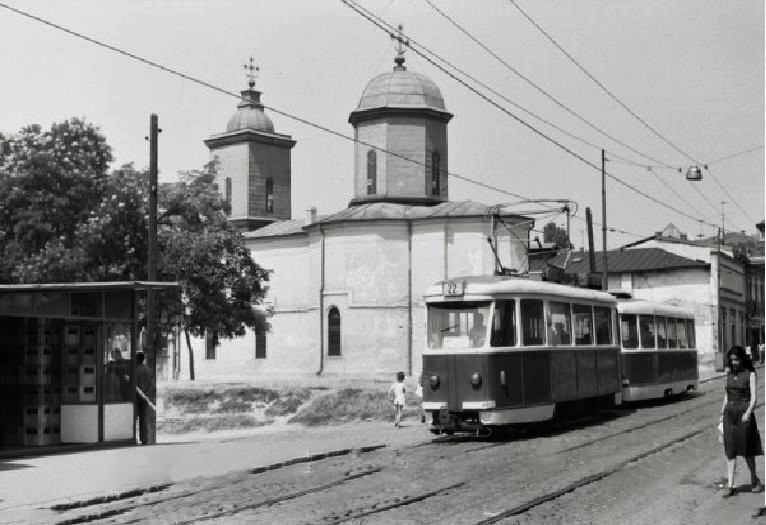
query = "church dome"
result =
(226, 84, 275, 133)
(356, 67, 446, 111)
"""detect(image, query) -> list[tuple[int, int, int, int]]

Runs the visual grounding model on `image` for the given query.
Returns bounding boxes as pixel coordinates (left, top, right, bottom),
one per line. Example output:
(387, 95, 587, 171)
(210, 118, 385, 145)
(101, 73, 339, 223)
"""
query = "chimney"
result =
(306, 207, 317, 224)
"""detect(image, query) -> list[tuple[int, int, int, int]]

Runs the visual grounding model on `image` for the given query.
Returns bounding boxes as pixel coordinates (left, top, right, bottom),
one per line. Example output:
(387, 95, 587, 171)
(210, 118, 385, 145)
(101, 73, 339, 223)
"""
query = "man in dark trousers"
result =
(134, 352, 154, 445)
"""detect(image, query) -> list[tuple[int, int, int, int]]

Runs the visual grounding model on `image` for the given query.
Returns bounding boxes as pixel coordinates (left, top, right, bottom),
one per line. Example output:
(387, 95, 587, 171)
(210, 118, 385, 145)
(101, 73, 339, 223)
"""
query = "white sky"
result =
(1, 0, 763, 248)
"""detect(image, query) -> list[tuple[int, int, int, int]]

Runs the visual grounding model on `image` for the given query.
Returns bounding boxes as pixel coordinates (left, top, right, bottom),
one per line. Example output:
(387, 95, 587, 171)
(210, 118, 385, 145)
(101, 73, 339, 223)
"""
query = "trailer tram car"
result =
(617, 300, 698, 401)
(422, 276, 622, 436)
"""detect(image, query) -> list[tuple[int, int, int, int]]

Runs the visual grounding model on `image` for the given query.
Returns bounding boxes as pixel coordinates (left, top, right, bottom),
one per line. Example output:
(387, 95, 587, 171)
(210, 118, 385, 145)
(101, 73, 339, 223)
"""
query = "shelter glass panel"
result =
(104, 324, 131, 403)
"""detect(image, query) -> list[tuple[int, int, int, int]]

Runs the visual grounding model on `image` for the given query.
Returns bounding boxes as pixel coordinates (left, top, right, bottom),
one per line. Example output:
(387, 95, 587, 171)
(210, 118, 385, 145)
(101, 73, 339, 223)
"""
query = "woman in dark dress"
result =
(720, 345, 764, 497)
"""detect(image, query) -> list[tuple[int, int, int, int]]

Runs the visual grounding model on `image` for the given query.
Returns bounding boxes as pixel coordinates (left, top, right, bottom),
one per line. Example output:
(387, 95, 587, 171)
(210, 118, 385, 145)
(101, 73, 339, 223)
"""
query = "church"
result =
(178, 49, 532, 380)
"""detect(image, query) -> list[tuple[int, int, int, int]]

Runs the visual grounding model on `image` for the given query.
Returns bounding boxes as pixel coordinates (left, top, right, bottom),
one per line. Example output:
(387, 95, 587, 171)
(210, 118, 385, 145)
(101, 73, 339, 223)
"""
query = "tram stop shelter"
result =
(0, 281, 178, 453)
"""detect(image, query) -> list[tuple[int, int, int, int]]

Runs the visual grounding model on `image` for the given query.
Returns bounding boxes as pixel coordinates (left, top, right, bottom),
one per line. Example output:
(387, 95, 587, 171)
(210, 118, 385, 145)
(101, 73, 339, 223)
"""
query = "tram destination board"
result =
(442, 280, 465, 297)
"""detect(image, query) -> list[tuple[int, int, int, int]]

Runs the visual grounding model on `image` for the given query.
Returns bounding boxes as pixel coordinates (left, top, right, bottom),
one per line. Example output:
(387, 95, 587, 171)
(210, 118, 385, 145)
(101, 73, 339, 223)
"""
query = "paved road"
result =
(8, 372, 763, 524)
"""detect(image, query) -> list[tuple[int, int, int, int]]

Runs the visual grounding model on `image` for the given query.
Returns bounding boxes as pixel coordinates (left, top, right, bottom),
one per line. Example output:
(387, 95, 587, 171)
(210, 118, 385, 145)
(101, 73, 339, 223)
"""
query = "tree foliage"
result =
(543, 222, 571, 249)
(0, 120, 270, 368)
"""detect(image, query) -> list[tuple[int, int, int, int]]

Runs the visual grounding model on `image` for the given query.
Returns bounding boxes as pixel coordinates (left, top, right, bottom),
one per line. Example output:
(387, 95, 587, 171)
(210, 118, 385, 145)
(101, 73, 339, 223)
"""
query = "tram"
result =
(421, 276, 622, 436)
(617, 300, 698, 401)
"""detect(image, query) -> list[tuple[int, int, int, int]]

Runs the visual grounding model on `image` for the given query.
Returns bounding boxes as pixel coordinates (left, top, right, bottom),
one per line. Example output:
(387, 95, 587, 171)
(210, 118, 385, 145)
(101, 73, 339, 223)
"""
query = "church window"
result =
(225, 177, 232, 215)
(265, 178, 274, 213)
(255, 330, 266, 359)
(431, 152, 441, 196)
(328, 307, 341, 356)
(205, 330, 218, 360)
(366, 150, 377, 194)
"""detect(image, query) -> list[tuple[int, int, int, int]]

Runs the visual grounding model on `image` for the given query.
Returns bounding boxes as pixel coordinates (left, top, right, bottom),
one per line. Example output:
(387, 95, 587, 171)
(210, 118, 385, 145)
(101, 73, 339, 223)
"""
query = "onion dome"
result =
(226, 80, 275, 133)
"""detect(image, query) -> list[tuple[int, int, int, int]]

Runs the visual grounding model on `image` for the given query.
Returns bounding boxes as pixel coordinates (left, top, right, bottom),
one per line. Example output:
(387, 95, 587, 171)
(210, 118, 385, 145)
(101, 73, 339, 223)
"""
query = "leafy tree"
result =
(543, 222, 571, 249)
(0, 120, 270, 379)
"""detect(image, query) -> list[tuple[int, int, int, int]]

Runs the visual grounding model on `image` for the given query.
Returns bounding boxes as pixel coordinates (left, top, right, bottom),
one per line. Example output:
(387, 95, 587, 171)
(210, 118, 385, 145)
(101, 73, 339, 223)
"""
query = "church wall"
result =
(210, 144, 249, 219)
(248, 141, 292, 220)
(354, 122, 388, 197)
(386, 118, 426, 197)
(423, 119, 448, 199)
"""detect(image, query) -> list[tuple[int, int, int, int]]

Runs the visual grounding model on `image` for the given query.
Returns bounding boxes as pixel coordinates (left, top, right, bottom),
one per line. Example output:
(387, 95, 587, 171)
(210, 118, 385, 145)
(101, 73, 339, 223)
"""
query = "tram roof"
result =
(616, 299, 694, 318)
(424, 276, 616, 303)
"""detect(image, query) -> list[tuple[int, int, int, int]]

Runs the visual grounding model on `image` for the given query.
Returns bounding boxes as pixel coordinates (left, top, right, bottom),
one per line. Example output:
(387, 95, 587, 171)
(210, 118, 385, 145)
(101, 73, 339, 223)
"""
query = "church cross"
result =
(243, 57, 260, 88)
(391, 24, 408, 67)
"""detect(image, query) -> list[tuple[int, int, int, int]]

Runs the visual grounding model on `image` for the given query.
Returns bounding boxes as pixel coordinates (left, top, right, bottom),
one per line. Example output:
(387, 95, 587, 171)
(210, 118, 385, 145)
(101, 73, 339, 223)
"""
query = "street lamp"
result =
(684, 165, 704, 181)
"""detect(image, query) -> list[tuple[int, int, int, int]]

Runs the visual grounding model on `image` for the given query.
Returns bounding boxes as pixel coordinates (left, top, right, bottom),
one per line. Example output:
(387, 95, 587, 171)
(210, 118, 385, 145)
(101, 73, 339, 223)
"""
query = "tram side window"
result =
(639, 315, 656, 348)
(676, 318, 688, 348)
(666, 317, 677, 348)
(656, 317, 668, 348)
(594, 306, 612, 345)
(520, 299, 544, 346)
(573, 304, 593, 345)
(548, 301, 571, 346)
(491, 300, 516, 347)
(620, 314, 638, 349)
(686, 319, 696, 348)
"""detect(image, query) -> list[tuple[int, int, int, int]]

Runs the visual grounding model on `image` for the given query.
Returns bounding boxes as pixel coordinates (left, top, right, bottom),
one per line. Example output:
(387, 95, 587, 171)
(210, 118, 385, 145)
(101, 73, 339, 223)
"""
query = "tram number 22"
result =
(442, 280, 465, 297)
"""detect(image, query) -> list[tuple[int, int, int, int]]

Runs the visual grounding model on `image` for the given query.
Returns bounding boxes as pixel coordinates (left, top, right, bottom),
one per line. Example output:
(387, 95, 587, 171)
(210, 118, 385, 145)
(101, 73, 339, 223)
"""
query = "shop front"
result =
(0, 282, 176, 450)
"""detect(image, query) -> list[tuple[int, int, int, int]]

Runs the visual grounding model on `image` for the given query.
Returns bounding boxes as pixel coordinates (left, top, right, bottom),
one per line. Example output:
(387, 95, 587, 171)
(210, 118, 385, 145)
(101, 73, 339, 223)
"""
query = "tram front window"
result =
(427, 301, 491, 349)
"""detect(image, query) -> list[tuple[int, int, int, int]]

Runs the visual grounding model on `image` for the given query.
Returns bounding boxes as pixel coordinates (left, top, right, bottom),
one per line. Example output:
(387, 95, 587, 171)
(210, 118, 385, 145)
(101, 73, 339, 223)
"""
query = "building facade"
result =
(173, 53, 531, 380)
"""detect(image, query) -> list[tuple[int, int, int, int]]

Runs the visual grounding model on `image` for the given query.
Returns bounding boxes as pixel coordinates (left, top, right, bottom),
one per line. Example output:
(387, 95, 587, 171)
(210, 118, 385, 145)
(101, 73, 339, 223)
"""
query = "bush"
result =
(289, 388, 392, 426)
(264, 396, 304, 416)
(213, 399, 253, 413)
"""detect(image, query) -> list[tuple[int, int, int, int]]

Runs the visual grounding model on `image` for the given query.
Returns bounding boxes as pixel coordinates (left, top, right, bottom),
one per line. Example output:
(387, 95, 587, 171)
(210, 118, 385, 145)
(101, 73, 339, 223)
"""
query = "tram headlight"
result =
(470, 372, 482, 388)
(430, 374, 440, 389)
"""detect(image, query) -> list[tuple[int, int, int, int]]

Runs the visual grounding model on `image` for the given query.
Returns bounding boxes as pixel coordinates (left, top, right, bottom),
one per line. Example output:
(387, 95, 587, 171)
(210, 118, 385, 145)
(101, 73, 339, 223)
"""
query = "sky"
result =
(1, 0, 763, 249)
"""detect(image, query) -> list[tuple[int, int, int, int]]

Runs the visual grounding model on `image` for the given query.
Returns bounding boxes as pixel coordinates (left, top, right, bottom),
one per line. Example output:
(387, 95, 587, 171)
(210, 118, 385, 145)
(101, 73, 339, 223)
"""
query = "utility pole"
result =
(720, 201, 726, 246)
(601, 149, 608, 291)
(147, 113, 159, 444)
(564, 201, 572, 248)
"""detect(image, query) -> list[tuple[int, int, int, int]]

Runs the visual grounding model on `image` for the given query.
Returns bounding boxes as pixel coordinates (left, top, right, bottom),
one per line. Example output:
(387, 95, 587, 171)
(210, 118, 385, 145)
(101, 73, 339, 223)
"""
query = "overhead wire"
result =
(507, 0, 757, 230)
(0, 1, 606, 237)
(342, 0, 718, 233)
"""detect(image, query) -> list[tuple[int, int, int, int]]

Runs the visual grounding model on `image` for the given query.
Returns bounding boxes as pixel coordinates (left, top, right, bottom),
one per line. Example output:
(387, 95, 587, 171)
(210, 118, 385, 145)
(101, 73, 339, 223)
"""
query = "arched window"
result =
(366, 150, 376, 195)
(328, 307, 341, 356)
(431, 152, 441, 196)
(265, 178, 274, 213)
(225, 177, 232, 215)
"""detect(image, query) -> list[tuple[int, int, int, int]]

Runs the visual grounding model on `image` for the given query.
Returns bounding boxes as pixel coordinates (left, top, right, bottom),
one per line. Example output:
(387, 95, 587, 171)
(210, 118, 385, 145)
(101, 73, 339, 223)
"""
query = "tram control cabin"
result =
(0, 282, 178, 451)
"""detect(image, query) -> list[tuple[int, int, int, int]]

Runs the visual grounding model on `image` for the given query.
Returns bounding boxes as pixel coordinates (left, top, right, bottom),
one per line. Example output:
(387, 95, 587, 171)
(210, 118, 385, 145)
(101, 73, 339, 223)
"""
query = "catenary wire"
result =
(0, 1, 634, 239)
(343, 0, 719, 232)
(507, 0, 756, 230)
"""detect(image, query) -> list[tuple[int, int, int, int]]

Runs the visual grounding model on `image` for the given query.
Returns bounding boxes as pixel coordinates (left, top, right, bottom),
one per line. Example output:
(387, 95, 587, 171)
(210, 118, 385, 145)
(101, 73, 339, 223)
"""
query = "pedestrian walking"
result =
(135, 352, 155, 445)
(720, 345, 764, 497)
(389, 371, 406, 427)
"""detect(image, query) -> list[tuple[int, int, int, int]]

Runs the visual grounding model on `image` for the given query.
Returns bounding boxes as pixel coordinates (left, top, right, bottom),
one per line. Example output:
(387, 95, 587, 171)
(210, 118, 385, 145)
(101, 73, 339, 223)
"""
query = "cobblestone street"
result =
(18, 373, 761, 525)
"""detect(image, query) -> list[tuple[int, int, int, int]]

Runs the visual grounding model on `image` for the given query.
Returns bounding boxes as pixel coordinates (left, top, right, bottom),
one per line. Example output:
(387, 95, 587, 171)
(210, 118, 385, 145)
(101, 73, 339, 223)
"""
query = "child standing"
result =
(389, 371, 406, 427)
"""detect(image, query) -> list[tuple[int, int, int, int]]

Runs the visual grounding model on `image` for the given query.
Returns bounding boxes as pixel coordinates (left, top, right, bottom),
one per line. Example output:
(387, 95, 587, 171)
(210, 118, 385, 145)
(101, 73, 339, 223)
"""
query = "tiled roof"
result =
(532, 247, 707, 274)
(244, 201, 523, 239)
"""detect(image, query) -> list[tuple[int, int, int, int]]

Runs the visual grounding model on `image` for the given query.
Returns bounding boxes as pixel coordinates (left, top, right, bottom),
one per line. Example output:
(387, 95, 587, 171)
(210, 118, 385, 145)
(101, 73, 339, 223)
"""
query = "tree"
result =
(1, 120, 271, 379)
(543, 222, 571, 249)
(0, 118, 112, 282)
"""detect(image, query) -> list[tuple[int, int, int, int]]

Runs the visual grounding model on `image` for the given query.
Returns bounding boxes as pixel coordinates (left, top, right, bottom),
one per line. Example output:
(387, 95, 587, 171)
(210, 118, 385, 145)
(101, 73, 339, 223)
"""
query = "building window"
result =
(366, 150, 376, 195)
(431, 152, 441, 196)
(225, 177, 232, 216)
(328, 307, 341, 356)
(265, 178, 274, 213)
(205, 331, 218, 360)
(255, 330, 266, 359)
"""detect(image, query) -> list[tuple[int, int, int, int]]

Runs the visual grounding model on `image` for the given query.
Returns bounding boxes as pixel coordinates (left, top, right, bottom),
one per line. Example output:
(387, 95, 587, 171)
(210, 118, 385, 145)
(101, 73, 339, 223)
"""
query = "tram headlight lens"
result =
(430, 374, 440, 389)
(470, 372, 482, 388)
